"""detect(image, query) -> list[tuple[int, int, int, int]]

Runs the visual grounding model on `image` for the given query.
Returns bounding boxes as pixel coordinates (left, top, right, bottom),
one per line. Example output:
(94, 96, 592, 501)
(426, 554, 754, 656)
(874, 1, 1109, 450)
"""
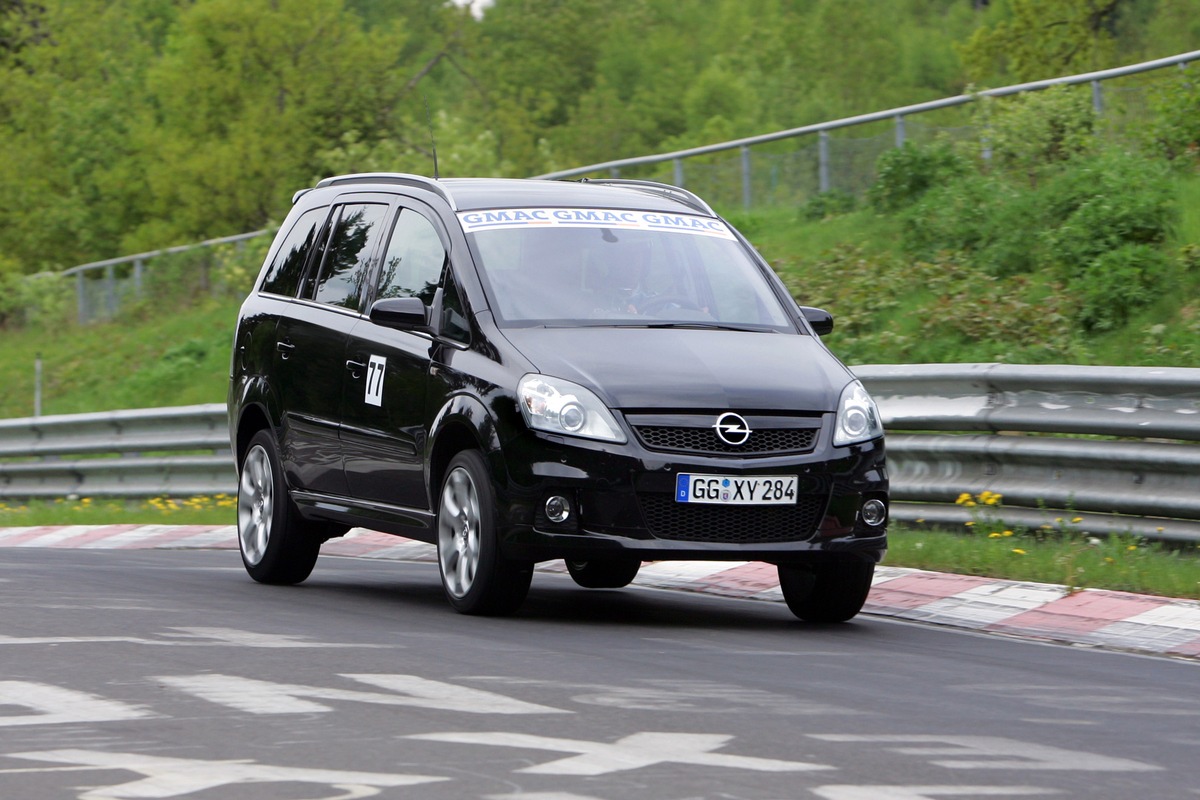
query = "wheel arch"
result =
(427, 392, 507, 508)
(234, 402, 275, 471)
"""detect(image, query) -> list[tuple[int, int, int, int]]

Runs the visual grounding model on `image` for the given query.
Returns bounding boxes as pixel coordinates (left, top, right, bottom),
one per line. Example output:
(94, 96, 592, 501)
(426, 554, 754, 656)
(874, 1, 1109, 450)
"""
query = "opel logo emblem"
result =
(713, 412, 751, 446)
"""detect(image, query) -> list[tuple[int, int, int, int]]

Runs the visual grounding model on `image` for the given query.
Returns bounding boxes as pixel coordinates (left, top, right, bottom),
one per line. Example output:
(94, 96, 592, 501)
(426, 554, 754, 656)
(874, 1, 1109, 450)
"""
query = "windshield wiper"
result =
(642, 322, 777, 332)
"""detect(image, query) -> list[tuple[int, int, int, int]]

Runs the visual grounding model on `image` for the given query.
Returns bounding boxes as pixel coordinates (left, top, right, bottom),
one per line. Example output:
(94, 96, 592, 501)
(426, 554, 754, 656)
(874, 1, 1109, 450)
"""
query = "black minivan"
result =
(228, 174, 887, 621)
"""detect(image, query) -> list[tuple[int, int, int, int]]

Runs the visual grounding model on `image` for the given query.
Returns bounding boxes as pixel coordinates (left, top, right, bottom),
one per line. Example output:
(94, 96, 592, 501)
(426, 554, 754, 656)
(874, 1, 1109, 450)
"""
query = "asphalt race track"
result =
(1, 531, 1198, 799)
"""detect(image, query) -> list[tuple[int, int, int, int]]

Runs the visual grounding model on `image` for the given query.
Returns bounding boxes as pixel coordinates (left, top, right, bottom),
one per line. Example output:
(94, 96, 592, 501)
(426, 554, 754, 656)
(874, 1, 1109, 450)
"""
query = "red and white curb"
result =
(4, 525, 1198, 661)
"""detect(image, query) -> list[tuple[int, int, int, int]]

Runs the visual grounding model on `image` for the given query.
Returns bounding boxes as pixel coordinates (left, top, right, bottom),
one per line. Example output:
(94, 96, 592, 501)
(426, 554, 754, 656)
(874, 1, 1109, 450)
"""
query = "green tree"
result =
(958, 0, 1122, 83)
(132, 0, 418, 248)
(0, 0, 167, 271)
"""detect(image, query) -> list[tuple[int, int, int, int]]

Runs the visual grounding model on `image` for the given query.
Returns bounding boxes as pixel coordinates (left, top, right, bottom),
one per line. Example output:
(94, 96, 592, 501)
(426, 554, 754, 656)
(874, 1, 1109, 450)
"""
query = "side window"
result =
(261, 207, 327, 297)
(311, 203, 388, 310)
(440, 270, 471, 344)
(376, 209, 447, 307)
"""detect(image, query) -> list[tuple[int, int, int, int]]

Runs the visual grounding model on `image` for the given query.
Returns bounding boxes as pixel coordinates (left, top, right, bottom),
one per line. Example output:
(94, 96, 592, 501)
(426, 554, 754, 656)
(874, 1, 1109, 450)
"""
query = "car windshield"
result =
(460, 207, 795, 331)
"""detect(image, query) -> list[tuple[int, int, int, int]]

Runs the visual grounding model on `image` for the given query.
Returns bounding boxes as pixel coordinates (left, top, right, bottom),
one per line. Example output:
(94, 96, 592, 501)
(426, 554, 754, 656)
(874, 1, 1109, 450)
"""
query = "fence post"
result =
(894, 114, 907, 147)
(34, 353, 42, 417)
(76, 272, 87, 324)
(134, 258, 145, 298)
(673, 157, 684, 188)
(741, 145, 752, 210)
(105, 264, 117, 319)
(1091, 79, 1104, 114)
(818, 130, 830, 193)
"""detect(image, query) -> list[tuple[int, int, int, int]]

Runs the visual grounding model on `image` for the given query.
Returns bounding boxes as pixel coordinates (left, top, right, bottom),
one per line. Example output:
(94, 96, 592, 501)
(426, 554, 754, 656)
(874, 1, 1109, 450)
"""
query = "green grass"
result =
(886, 525, 1200, 600)
(0, 495, 236, 526)
(0, 296, 243, 418)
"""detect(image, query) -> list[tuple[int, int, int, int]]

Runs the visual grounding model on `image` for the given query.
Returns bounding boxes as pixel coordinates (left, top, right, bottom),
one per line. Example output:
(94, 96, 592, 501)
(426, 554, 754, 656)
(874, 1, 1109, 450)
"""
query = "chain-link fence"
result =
(536, 51, 1200, 214)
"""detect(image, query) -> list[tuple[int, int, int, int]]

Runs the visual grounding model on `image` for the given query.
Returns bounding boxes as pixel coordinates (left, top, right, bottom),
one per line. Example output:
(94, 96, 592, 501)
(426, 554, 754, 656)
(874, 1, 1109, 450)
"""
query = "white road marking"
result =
(408, 731, 834, 775)
(157, 627, 389, 648)
(811, 787, 1058, 799)
(157, 673, 567, 715)
(0, 627, 388, 649)
(0, 682, 152, 727)
(7, 749, 444, 799)
(809, 734, 1161, 772)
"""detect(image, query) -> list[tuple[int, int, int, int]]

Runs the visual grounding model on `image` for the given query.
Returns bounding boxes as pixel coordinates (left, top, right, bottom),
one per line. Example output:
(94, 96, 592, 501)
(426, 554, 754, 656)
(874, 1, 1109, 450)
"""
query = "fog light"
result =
(861, 498, 887, 527)
(545, 495, 571, 523)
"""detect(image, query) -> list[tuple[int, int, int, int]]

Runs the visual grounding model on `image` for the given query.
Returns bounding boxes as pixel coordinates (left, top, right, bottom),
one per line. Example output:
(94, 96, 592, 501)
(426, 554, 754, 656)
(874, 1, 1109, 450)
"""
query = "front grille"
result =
(637, 493, 826, 544)
(634, 425, 817, 456)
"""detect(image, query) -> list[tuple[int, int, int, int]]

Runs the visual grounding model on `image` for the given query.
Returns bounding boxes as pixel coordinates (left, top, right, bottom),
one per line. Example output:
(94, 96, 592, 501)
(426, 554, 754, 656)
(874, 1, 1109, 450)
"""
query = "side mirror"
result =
(799, 305, 834, 336)
(369, 297, 430, 332)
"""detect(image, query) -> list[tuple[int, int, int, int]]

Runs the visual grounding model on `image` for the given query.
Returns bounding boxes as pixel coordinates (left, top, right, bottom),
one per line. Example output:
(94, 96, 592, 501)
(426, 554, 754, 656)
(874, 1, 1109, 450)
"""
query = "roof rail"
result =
(573, 178, 715, 216)
(312, 173, 456, 209)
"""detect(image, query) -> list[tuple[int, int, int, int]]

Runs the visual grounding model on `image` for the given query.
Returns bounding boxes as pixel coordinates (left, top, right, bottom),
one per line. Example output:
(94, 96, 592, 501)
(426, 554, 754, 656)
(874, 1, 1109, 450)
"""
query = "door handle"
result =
(276, 341, 295, 359)
(346, 360, 365, 378)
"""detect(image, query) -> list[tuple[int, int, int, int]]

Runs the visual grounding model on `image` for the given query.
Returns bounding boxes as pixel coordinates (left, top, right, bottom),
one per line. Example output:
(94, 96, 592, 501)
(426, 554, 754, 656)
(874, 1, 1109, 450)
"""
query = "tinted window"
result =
(311, 203, 388, 310)
(261, 207, 327, 297)
(377, 209, 446, 306)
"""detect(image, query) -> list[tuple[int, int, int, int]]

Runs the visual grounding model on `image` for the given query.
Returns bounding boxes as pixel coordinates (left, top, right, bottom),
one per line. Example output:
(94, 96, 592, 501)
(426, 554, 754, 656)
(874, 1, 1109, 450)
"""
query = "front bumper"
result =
(493, 424, 888, 565)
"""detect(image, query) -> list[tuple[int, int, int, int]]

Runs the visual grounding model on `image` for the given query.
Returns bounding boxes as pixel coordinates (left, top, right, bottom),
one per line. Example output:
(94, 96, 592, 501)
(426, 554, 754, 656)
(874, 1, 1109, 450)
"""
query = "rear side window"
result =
(261, 207, 327, 297)
(310, 203, 389, 310)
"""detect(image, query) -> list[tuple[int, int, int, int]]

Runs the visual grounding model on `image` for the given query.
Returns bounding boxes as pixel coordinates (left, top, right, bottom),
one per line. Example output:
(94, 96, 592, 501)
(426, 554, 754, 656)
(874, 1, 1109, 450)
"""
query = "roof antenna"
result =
(423, 93, 440, 180)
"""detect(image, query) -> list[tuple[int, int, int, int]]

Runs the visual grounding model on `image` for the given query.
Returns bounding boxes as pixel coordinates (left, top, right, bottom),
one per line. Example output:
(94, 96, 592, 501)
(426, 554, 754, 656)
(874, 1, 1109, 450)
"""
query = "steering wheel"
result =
(638, 293, 703, 314)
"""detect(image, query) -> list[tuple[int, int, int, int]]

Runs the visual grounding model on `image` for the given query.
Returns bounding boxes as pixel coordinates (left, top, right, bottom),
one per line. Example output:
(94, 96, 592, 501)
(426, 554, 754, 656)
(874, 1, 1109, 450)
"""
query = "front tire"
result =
(436, 450, 532, 615)
(566, 557, 641, 589)
(778, 557, 874, 623)
(237, 430, 321, 585)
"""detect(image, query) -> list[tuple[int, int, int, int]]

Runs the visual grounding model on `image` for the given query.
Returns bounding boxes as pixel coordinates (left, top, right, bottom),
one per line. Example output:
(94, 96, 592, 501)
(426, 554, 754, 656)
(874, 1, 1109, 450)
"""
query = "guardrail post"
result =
(894, 114, 906, 147)
(741, 145, 752, 210)
(673, 157, 684, 188)
(818, 131, 830, 193)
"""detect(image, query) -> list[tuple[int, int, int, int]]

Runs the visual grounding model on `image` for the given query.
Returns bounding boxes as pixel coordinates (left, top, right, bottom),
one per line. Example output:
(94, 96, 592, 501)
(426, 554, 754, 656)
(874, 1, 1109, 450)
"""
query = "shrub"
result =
(902, 172, 1045, 277)
(868, 140, 971, 213)
(975, 85, 1096, 183)
(1073, 244, 1168, 332)
(801, 189, 857, 220)
(1140, 71, 1200, 166)
(1040, 150, 1175, 278)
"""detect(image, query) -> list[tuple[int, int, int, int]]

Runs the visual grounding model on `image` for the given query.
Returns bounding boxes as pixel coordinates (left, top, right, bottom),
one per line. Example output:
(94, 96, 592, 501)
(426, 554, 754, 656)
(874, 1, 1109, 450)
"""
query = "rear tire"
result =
(237, 430, 321, 585)
(778, 557, 874, 623)
(436, 450, 533, 615)
(566, 557, 641, 589)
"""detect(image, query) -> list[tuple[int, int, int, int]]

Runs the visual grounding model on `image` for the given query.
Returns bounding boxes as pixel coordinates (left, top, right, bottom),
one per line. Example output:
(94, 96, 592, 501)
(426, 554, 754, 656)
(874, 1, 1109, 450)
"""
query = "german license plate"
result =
(675, 474, 797, 505)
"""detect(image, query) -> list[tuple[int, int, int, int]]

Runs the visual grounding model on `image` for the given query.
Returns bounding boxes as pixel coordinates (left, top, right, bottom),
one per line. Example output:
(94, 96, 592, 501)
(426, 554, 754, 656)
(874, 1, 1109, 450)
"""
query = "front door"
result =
(340, 204, 451, 514)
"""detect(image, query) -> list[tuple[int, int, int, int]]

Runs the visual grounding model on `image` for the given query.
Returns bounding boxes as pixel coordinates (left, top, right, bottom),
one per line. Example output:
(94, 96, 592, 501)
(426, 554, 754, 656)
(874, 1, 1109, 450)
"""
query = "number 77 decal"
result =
(365, 355, 387, 406)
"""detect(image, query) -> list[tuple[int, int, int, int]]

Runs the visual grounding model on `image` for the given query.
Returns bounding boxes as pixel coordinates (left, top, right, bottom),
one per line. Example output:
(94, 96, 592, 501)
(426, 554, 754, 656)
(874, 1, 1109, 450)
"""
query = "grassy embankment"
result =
(1, 175, 1199, 598)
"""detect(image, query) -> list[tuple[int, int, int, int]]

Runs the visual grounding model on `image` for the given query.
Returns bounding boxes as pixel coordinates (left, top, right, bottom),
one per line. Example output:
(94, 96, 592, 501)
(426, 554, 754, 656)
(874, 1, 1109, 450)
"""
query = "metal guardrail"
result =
(0, 405, 233, 499)
(2, 364, 1198, 542)
(855, 364, 1200, 544)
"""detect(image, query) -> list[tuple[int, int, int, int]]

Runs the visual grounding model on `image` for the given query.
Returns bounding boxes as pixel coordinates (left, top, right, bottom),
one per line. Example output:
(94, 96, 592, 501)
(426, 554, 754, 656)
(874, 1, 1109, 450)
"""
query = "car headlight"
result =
(517, 374, 627, 443)
(833, 379, 883, 446)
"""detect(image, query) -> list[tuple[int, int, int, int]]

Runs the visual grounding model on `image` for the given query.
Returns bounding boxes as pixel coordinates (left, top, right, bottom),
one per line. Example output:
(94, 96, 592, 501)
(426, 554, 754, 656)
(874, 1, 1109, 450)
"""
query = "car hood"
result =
(500, 327, 852, 412)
